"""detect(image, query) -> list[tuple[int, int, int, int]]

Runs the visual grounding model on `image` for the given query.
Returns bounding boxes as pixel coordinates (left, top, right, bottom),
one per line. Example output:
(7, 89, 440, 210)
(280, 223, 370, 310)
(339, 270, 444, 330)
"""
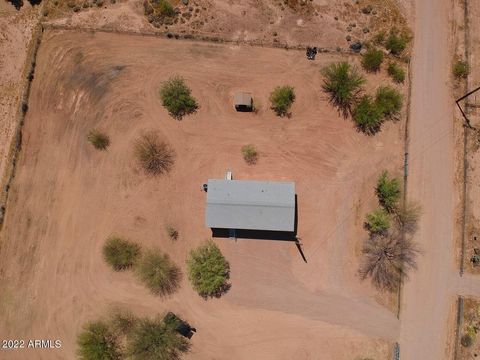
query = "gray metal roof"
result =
(205, 179, 295, 232)
(234, 92, 252, 106)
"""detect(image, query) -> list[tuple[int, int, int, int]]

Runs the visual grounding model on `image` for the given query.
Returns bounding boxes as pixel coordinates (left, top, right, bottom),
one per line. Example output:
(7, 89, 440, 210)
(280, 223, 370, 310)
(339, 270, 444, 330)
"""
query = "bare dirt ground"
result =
(0, 30, 407, 359)
(0, 2, 40, 187)
(44, 0, 412, 50)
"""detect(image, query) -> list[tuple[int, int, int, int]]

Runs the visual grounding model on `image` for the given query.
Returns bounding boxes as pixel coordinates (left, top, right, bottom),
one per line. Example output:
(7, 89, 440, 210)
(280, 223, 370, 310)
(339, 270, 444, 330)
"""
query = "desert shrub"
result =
(269, 85, 295, 116)
(322, 62, 366, 117)
(375, 86, 403, 118)
(159, 76, 198, 119)
(77, 321, 121, 360)
(109, 308, 138, 336)
(87, 130, 110, 150)
(359, 233, 418, 291)
(376, 171, 401, 212)
(165, 225, 178, 241)
(387, 62, 405, 83)
(453, 60, 469, 79)
(154, 0, 175, 17)
(126, 317, 189, 360)
(134, 133, 174, 175)
(135, 249, 181, 296)
(386, 32, 408, 55)
(241, 144, 258, 165)
(396, 202, 421, 234)
(461, 334, 473, 347)
(373, 31, 386, 46)
(365, 208, 390, 234)
(103, 236, 141, 271)
(352, 95, 384, 135)
(361, 48, 384, 72)
(187, 240, 230, 298)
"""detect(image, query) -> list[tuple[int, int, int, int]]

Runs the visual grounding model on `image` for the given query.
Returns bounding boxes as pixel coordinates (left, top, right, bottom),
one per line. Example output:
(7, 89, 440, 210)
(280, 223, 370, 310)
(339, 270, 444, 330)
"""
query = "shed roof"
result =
(234, 92, 253, 106)
(205, 179, 295, 232)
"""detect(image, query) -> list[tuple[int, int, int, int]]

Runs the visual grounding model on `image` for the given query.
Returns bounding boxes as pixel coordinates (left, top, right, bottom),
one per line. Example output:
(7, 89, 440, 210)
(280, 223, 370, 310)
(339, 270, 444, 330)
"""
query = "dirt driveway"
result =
(0, 30, 405, 359)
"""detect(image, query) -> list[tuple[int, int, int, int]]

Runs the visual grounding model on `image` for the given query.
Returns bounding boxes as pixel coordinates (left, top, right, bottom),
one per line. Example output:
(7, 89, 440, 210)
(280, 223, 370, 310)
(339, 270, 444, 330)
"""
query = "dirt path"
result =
(399, 0, 456, 358)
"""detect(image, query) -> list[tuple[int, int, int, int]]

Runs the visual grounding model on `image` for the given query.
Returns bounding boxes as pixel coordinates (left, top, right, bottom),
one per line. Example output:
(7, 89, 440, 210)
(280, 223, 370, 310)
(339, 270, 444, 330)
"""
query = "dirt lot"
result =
(0, 30, 406, 359)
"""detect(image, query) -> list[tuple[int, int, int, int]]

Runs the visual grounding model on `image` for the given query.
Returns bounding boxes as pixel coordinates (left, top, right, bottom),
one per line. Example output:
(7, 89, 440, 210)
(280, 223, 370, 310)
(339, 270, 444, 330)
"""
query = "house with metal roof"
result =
(205, 179, 296, 233)
(234, 92, 253, 112)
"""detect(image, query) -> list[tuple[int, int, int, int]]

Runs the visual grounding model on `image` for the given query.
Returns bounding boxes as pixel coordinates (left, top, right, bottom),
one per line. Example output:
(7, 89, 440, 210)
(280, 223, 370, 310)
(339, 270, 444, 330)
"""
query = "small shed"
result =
(234, 92, 253, 112)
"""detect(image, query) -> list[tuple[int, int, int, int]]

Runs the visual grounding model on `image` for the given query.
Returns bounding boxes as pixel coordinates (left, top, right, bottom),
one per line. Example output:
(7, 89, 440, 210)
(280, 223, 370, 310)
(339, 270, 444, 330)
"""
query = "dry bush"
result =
(87, 129, 110, 150)
(241, 144, 258, 165)
(165, 225, 179, 241)
(134, 133, 174, 175)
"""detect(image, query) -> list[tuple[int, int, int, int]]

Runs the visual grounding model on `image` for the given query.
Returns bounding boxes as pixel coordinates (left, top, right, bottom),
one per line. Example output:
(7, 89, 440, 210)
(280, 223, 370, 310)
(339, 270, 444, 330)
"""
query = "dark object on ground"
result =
(163, 312, 196, 339)
(203, 183, 208, 192)
(306, 46, 317, 60)
(471, 254, 480, 266)
(350, 41, 362, 52)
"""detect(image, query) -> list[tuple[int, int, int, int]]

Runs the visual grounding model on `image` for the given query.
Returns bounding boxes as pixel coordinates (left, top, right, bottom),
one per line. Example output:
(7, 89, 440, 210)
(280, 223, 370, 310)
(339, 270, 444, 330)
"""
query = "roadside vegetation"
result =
(269, 85, 295, 116)
(77, 310, 190, 360)
(160, 76, 198, 119)
(360, 171, 421, 291)
(453, 60, 470, 79)
(134, 132, 175, 176)
(241, 144, 258, 165)
(387, 62, 405, 84)
(144, 0, 177, 27)
(361, 47, 384, 72)
(103, 236, 141, 271)
(187, 240, 230, 298)
(87, 129, 110, 150)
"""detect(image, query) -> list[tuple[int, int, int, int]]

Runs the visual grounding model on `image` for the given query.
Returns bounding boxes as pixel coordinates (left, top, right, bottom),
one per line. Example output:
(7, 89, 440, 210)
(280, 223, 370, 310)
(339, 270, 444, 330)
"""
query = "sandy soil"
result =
(0, 30, 407, 359)
(45, 0, 412, 49)
(0, 2, 40, 186)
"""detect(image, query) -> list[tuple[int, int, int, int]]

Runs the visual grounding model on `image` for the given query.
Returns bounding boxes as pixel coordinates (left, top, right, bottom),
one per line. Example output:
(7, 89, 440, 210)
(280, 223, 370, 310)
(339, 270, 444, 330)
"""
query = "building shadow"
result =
(211, 195, 307, 262)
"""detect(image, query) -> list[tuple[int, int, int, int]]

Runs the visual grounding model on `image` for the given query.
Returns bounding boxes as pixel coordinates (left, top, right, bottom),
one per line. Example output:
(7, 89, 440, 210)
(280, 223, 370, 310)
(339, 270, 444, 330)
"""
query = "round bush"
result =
(361, 48, 384, 72)
(376, 171, 401, 212)
(453, 60, 469, 79)
(103, 237, 141, 271)
(134, 132, 175, 175)
(77, 321, 121, 360)
(159, 76, 198, 119)
(187, 240, 230, 298)
(269, 85, 295, 116)
(135, 249, 181, 296)
(365, 208, 390, 234)
(386, 32, 408, 55)
(375, 86, 403, 118)
(387, 63, 405, 84)
(352, 95, 384, 135)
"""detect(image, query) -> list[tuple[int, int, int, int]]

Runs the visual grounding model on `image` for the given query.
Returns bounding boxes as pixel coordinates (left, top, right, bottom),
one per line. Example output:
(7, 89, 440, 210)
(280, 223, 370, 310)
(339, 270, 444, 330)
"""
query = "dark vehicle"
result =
(163, 312, 196, 339)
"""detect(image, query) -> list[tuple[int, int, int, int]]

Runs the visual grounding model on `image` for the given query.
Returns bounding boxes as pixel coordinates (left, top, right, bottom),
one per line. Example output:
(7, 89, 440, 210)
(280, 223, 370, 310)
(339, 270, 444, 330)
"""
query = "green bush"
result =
(386, 32, 408, 55)
(453, 60, 469, 79)
(135, 249, 181, 296)
(126, 317, 189, 360)
(387, 62, 405, 83)
(361, 48, 384, 72)
(134, 133, 175, 175)
(109, 308, 137, 336)
(87, 130, 110, 150)
(376, 171, 401, 212)
(269, 85, 295, 116)
(365, 208, 390, 234)
(154, 0, 175, 17)
(77, 321, 121, 360)
(375, 86, 403, 118)
(352, 95, 384, 135)
(159, 76, 198, 119)
(187, 240, 230, 298)
(241, 144, 258, 165)
(103, 236, 141, 271)
(322, 62, 366, 117)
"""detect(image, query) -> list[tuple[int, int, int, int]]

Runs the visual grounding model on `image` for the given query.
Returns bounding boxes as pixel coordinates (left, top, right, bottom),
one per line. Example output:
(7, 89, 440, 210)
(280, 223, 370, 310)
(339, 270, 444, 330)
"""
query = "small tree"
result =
(387, 62, 405, 83)
(386, 32, 408, 55)
(322, 62, 366, 117)
(361, 48, 384, 72)
(269, 85, 295, 116)
(359, 233, 418, 291)
(126, 317, 189, 360)
(241, 144, 258, 165)
(135, 249, 181, 296)
(187, 240, 230, 298)
(365, 208, 390, 234)
(352, 95, 384, 135)
(134, 133, 175, 175)
(375, 86, 403, 118)
(87, 130, 110, 150)
(376, 171, 401, 212)
(77, 321, 121, 360)
(159, 76, 198, 119)
(453, 60, 469, 79)
(103, 236, 141, 271)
